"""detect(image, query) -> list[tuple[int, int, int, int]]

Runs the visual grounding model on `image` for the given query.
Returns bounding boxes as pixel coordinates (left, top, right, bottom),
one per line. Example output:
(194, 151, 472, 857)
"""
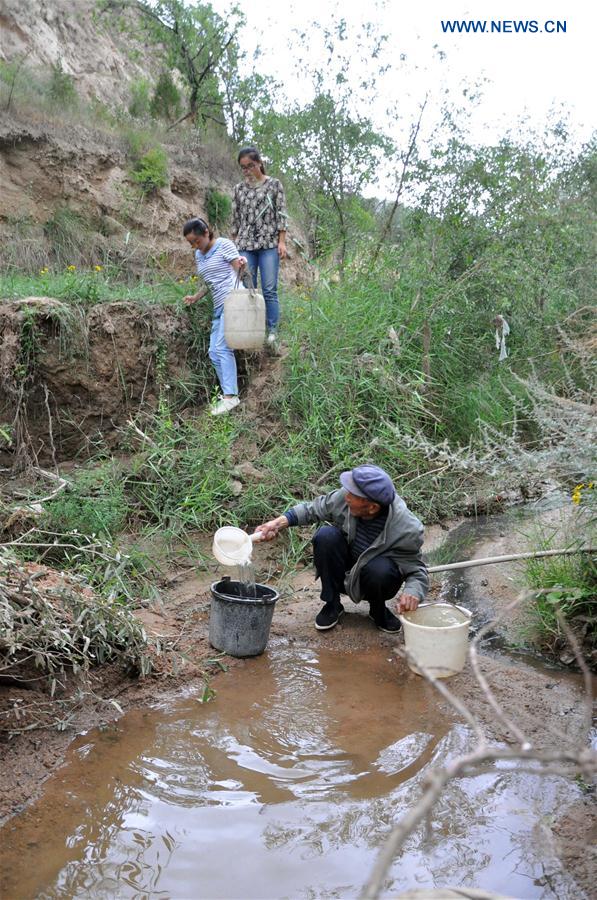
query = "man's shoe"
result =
(369, 606, 402, 634)
(315, 601, 344, 630)
(211, 396, 240, 416)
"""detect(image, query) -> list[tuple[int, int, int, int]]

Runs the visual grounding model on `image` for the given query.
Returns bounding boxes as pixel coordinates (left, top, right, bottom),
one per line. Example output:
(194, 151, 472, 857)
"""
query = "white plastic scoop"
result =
(212, 526, 264, 566)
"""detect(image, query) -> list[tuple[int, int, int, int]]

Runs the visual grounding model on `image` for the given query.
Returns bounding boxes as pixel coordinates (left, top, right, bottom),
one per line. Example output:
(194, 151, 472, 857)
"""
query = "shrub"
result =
(0, 556, 154, 707)
(122, 126, 154, 159)
(150, 71, 181, 121)
(206, 187, 232, 230)
(131, 147, 169, 193)
(47, 59, 78, 107)
(128, 78, 152, 119)
(43, 206, 89, 269)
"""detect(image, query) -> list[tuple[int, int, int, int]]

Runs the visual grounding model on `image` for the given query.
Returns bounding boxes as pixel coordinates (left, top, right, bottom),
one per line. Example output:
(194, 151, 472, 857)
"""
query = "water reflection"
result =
(0, 644, 583, 900)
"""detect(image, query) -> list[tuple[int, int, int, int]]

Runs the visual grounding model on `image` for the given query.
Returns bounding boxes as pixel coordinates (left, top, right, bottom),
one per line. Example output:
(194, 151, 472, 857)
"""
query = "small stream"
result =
(0, 499, 589, 899)
(429, 493, 572, 663)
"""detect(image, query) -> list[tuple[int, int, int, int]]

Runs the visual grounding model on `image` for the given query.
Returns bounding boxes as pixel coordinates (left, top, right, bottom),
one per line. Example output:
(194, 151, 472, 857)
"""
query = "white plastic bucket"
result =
(399, 602, 471, 678)
(224, 287, 266, 350)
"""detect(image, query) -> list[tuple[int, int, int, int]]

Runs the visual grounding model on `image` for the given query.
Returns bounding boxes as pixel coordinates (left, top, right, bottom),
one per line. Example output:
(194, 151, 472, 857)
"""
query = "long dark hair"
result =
(183, 217, 214, 240)
(237, 146, 266, 175)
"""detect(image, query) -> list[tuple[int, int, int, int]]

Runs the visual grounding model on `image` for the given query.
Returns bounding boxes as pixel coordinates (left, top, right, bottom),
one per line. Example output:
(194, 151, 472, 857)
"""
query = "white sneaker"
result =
(266, 332, 281, 355)
(211, 396, 240, 416)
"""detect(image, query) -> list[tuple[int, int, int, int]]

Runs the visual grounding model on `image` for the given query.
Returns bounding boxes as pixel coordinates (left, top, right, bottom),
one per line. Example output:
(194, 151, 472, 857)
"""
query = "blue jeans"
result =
(241, 248, 280, 332)
(209, 307, 238, 396)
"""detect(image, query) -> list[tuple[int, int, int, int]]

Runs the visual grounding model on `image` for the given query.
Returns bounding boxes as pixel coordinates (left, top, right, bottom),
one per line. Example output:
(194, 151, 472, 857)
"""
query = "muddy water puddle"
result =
(1, 641, 583, 899)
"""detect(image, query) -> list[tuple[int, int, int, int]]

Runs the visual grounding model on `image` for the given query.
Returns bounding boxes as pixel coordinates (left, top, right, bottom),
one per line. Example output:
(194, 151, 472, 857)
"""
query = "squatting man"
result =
(255, 465, 428, 632)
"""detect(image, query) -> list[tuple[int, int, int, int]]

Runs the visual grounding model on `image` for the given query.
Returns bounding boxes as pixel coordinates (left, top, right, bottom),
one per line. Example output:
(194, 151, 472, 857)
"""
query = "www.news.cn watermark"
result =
(441, 20, 567, 34)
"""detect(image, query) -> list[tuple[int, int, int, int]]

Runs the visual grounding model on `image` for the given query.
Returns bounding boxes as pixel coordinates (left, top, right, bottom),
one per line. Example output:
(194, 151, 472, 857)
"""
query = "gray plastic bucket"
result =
(209, 579, 279, 658)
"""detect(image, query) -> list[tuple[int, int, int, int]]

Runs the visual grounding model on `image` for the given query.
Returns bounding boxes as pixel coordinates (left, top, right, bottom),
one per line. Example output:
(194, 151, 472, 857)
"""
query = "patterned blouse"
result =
(231, 177, 288, 251)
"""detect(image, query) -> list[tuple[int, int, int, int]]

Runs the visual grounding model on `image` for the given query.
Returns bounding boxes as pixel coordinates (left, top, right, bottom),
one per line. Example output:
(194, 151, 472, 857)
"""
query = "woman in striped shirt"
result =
(183, 217, 247, 416)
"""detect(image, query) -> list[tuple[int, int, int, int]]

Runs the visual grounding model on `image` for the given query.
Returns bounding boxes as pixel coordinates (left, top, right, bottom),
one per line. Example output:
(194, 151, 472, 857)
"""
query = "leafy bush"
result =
(47, 59, 78, 107)
(131, 147, 169, 193)
(122, 126, 153, 159)
(128, 77, 152, 118)
(150, 71, 181, 121)
(206, 187, 232, 230)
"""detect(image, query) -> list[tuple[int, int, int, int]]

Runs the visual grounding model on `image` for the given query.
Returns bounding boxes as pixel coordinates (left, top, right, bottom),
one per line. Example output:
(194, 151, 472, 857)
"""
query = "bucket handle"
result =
(234, 269, 255, 292)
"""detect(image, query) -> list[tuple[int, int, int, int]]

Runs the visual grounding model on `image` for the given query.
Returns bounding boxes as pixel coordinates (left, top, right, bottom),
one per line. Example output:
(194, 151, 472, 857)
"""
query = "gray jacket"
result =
(288, 489, 428, 602)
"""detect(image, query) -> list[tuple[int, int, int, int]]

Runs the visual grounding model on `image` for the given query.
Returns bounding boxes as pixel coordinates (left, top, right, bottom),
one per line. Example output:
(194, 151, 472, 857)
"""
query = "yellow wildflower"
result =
(94, 265, 103, 272)
(39, 267, 48, 275)
(66, 265, 76, 272)
(571, 488, 582, 505)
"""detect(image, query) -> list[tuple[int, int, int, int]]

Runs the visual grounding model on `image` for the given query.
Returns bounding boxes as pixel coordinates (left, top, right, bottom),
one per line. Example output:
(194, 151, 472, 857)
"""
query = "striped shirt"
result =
(194, 238, 239, 310)
(350, 508, 389, 563)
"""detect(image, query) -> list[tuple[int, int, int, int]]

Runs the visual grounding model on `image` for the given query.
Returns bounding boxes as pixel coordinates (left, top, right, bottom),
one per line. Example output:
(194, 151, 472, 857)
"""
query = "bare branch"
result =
(370, 96, 428, 265)
(361, 589, 597, 899)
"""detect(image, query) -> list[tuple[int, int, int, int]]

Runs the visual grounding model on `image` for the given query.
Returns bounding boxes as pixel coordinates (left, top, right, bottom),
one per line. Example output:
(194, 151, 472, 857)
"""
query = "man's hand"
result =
(253, 516, 288, 541)
(396, 592, 420, 614)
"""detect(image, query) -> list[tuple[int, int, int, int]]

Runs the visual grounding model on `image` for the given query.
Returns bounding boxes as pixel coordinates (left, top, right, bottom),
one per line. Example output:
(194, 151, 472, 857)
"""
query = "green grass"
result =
(522, 494, 596, 662)
(268, 277, 515, 519)
(0, 269, 193, 308)
(44, 463, 127, 540)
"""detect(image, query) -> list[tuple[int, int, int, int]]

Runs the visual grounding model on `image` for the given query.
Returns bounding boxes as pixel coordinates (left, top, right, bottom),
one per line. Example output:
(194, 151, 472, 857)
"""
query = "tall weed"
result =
(522, 485, 595, 663)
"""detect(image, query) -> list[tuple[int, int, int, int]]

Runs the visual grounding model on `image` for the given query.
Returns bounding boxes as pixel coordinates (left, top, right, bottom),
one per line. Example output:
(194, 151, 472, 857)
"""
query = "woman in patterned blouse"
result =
(231, 146, 288, 345)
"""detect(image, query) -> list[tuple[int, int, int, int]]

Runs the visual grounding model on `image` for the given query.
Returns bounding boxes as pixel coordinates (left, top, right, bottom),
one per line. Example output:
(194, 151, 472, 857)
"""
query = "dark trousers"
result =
(312, 525, 403, 614)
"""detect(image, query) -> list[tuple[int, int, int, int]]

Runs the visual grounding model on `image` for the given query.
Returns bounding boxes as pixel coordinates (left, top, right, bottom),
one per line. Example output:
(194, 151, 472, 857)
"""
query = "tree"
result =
(250, 16, 394, 265)
(254, 93, 391, 264)
(48, 59, 78, 107)
(222, 70, 278, 146)
(100, 0, 244, 129)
